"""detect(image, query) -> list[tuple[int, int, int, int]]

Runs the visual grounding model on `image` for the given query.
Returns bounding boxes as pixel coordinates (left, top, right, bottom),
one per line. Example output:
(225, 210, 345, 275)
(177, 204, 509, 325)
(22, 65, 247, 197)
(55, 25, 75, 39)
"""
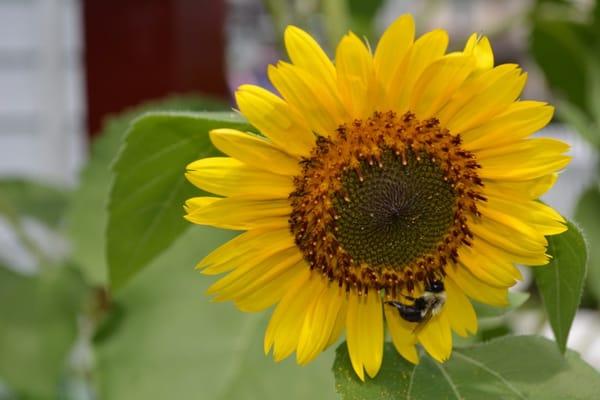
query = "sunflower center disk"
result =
(333, 151, 456, 270)
(288, 111, 484, 296)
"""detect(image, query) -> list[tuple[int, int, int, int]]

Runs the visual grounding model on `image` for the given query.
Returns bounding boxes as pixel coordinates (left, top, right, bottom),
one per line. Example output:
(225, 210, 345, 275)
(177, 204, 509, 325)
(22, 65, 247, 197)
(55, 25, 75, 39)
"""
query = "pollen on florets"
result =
(288, 111, 484, 297)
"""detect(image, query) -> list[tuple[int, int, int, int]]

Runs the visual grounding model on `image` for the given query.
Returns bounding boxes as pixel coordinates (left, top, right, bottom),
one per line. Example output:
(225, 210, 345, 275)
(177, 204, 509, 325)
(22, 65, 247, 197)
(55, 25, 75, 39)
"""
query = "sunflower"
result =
(184, 14, 569, 380)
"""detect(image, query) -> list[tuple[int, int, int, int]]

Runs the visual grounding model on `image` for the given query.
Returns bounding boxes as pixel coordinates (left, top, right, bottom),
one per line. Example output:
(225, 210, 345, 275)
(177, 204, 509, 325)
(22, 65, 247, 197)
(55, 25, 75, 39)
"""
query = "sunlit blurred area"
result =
(1, 1, 599, 399)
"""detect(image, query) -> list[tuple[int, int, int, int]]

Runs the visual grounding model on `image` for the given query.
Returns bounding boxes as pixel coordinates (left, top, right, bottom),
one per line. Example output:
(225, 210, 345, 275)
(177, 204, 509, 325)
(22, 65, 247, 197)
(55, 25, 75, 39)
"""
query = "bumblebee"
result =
(385, 280, 446, 332)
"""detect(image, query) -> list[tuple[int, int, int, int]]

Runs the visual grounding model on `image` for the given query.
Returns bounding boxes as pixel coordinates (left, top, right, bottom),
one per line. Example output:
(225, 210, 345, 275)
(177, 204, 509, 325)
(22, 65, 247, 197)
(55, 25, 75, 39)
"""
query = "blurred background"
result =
(1, 0, 599, 399)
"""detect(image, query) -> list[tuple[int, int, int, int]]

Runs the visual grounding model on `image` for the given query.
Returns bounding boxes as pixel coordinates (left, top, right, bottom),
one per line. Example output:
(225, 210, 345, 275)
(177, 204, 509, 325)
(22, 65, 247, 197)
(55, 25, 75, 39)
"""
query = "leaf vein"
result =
(433, 361, 463, 400)
(406, 364, 418, 400)
(454, 352, 527, 399)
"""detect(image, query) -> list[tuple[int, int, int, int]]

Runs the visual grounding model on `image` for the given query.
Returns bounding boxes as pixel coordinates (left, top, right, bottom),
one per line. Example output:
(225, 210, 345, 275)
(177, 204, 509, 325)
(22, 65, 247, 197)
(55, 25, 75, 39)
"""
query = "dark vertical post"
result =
(83, 0, 229, 136)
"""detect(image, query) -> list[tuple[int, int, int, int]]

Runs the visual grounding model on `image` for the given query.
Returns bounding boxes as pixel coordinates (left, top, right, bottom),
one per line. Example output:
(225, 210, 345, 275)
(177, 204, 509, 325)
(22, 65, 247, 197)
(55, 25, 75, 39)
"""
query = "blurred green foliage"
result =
(0, 265, 86, 398)
(531, 0, 600, 146)
(264, 0, 384, 54)
(0, 180, 68, 229)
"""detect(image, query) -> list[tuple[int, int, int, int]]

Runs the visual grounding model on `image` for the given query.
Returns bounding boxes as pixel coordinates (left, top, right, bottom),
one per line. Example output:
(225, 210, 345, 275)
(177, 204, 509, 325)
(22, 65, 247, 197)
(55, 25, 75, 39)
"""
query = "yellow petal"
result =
(235, 261, 306, 312)
(186, 157, 293, 199)
(335, 32, 379, 118)
(346, 290, 384, 380)
(389, 29, 449, 113)
(445, 67, 527, 133)
(462, 101, 554, 151)
(477, 137, 569, 160)
(197, 228, 294, 275)
(384, 304, 419, 364)
(477, 138, 570, 181)
(464, 33, 494, 72)
(458, 241, 522, 288)
(437, 64, 520, 127)
(209, 129, 300, 175)
(374, 14, 415, 89)
(470, 217, 547, 259)
(183, 196, 219, 214)
(473, 233, 550, 266)
(326, 300, 348, 348)
(297, 281, 345, 364)
(284, 25, 338, 99)
(478, 202, 549, 245)
(410, 54, 476, 118)
(417, 309, 452, 362)
(235, 84, 315, 157)
(264, 271, 321, 361)
(208, 246, 302, 298)
(184, 196, 290, 230)
(481, 195, 566, 237)
(446, 265, 509, 306)
(363, 290, 384, 378)
(268, 62, 347, 136)
(445, 277, 478, 337)
(483, 174, 558, 200)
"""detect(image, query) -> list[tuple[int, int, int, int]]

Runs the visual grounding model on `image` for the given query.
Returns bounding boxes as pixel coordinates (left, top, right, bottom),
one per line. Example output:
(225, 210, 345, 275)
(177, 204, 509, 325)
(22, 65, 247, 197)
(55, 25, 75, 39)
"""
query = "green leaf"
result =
(575, 185, 600, 302)
(533, 221, 587, 353)
(0, 265, 87, 398)
(106, 111, 251, 290)
(473, 291, 530, 319)
(530, 17, 591, 114)
(333, 336, 600, 400)
(95, 228, 336, 399)
(66, 96, 225, 286)
(0, 179, 69, 228)
(65, 117, 128, 286)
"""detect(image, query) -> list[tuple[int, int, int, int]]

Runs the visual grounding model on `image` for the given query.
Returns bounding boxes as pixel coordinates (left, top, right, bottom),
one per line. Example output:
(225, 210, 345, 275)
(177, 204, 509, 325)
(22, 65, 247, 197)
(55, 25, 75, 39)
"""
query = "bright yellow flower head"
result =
(184, 14, 570, 380)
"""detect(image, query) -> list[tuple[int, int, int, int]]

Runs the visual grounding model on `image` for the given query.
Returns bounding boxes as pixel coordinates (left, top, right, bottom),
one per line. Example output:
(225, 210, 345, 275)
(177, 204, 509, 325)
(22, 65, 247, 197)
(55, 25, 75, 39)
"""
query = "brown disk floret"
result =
(288, 111, 485, 297)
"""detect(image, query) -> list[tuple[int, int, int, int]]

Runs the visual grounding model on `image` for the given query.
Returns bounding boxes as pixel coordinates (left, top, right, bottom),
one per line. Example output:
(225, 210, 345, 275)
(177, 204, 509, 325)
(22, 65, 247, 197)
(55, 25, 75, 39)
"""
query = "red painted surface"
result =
(83, 0, 229, 136)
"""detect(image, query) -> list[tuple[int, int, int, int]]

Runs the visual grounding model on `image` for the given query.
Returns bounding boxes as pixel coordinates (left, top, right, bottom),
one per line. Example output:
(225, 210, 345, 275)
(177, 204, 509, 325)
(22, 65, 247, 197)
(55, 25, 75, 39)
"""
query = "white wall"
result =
(0, 0, 85, 186)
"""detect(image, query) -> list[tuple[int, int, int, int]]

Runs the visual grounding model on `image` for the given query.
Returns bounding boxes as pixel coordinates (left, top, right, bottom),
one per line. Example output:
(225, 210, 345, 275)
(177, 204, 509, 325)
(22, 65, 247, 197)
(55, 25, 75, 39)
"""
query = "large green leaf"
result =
(106, 111, 251, 290)
(533, 221, 587, 353)
(0, 265, 86, 398)
(95, 228, 336, 399)
(575, 184, 600, 302)
(66, 96, 225, 286)
(333, 336, 600, 400)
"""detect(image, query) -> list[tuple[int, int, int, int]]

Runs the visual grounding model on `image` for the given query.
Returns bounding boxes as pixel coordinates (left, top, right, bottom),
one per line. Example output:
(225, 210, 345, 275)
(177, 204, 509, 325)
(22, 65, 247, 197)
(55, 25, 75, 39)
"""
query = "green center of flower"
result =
(332, 150, 456, 270)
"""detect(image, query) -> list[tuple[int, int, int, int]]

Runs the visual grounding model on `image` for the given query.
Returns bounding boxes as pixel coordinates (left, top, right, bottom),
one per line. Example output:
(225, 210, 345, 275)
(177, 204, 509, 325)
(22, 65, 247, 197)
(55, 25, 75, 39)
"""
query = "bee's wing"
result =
(411, 309, 434, 335)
